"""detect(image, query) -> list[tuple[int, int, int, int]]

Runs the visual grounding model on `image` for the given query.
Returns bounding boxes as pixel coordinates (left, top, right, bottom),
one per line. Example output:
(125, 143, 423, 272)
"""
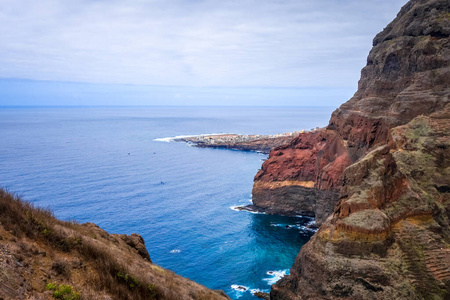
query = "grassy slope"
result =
(0, 189, 229, 300)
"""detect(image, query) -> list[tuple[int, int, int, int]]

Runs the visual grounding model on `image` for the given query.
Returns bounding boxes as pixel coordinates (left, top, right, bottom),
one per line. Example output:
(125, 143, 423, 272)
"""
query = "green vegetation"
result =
(46, 283, 57, 290)
(116, 271, 142, 289)
(46, 283, 80, 300)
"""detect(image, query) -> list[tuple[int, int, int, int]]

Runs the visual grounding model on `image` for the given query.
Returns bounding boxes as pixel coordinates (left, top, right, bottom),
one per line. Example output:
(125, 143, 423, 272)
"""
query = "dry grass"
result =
(0, 188, 163, 300)
(0, 188, 229, 300)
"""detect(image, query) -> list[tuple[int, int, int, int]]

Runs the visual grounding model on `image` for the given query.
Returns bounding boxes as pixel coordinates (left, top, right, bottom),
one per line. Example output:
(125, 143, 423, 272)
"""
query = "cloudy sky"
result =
(0, 0, 407, 106)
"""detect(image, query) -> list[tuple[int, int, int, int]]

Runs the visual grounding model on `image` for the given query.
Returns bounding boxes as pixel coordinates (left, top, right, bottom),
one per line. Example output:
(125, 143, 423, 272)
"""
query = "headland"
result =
(173, 130, 319, 154)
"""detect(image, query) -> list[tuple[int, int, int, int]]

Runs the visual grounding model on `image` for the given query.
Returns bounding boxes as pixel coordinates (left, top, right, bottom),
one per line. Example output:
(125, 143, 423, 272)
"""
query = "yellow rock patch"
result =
(253, 180, 315, 190)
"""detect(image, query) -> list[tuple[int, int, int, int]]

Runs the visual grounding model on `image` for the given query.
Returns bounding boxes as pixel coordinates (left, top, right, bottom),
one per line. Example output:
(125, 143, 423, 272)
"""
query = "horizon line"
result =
(0, 77, 355, 91)
(0, 104, 339, 108)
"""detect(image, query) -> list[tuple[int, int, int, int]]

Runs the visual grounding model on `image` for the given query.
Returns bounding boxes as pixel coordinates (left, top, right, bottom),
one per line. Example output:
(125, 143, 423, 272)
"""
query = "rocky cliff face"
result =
(252, 0, 449, 228)
(272, 108, 450, 300)
(263, 0, 450, 299)
(252, 129, 352, 224)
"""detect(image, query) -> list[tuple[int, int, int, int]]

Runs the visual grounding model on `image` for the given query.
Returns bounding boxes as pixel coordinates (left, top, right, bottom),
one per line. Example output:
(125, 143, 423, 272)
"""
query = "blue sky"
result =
(0, 0, 407, 106)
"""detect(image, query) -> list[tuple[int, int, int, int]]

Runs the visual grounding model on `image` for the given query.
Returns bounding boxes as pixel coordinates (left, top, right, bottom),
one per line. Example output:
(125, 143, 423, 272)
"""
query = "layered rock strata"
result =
(251, 0, 449, 227)
(273, 107, 450, 300)
(267, 0, 450, 299)
(251, 129, 352, 224)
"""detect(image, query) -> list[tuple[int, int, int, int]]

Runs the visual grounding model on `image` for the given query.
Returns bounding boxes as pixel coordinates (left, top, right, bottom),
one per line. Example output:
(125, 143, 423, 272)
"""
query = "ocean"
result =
(0, 106, 334, 299)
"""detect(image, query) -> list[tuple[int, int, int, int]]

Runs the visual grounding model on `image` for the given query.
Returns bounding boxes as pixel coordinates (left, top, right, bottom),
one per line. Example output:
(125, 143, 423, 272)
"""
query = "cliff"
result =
(272, 110, 450, 299)
(251, 0, 449, 227)
(0, 189, 229, 300)
(257, 0, 449, 298)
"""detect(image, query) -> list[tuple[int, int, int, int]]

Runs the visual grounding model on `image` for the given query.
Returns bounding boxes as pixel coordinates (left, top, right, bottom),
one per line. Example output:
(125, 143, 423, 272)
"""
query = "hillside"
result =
(0, 189, 229, 300)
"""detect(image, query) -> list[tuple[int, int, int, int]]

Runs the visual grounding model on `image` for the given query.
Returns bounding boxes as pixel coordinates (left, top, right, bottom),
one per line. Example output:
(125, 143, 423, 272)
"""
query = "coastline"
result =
(156, 130, 323, 154)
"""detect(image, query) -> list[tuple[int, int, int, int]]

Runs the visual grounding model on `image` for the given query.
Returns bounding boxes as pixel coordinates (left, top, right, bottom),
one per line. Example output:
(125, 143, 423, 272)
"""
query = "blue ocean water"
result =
(0, 106, 334, 299)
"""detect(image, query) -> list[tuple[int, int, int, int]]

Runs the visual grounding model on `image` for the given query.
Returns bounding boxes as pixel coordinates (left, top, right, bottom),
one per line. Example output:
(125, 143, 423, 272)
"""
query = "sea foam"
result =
(263, 269, 290, 285)
(154, 133, 228, 143)
(229, 206, 265, 215)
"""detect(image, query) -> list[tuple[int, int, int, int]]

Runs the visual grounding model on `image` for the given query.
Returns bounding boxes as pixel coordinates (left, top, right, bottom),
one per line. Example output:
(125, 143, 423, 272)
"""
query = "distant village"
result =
(177, 127, 321, 146)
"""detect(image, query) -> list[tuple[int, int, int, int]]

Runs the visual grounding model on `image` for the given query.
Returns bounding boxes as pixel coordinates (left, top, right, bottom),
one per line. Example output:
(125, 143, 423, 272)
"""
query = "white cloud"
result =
(0, 0, 408, 87)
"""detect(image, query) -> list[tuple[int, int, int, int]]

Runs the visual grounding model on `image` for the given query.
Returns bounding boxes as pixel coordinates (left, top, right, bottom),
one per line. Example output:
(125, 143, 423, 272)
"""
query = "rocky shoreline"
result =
(173, 131, 310, 154)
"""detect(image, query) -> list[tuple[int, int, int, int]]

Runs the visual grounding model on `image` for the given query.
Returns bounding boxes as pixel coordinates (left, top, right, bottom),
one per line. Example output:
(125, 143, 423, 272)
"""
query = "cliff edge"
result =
(0, 189, 229, 300)
(256, 0, 449, 298)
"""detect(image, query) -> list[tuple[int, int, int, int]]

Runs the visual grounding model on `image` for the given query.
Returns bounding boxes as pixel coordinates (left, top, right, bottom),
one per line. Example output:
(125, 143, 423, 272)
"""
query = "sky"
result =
(0, 0, 408, 106)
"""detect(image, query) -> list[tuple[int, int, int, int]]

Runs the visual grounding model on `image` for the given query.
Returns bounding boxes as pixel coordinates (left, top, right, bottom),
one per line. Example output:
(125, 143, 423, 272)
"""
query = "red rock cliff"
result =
(267, 0, 450, 299)
(251, 0, 449, 227)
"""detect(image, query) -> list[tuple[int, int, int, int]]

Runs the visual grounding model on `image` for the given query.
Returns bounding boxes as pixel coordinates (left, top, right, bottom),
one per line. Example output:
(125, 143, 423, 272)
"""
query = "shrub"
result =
(116, 271, 141, 289)
(46, 283, 80, 300)
(52, 284, 80, 300)
(46, 283, 57, 290)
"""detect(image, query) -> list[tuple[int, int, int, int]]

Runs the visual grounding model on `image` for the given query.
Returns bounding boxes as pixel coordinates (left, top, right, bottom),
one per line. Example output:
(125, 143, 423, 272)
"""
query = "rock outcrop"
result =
(252, 129, 352, 224)
(0, 189, 229, 300)
(258, 0, 450, 298)
(272, 107, 450, 300)
(251, 0, 449, 228)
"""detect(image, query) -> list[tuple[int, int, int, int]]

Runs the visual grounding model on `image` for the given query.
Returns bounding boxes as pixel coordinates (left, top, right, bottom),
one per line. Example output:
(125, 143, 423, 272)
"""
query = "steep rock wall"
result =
(269, 0, 450, 299)
(251, 0, 449, 226)
(272, 107, 450, 300)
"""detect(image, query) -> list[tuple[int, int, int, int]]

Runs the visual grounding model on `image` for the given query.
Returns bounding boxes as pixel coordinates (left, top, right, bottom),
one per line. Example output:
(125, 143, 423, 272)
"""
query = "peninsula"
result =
(174, 131, 311, 154)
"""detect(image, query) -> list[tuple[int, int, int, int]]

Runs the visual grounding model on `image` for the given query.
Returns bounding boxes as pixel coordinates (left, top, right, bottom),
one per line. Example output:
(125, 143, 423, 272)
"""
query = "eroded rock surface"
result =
(251, 0, 449, 228)
(272, 108, 450, 300)
(263, 0, 450, 299)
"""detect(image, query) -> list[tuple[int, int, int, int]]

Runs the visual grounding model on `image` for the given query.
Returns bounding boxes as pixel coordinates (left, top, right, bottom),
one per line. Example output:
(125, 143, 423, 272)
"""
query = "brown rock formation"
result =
(251, 0, 449, 227)
(119, 233, 152, 261)
(273, 108, 450, 300)
(268, 0, 450, 299)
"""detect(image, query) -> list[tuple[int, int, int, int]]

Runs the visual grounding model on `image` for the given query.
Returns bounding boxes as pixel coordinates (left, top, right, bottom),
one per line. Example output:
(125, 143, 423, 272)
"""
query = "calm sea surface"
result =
(0, 106, 334, 299)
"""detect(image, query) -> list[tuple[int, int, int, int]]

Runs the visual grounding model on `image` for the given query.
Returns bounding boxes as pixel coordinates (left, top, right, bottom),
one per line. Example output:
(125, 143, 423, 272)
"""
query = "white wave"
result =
(270, 223, 296, 229)
(231, 284, 249, 292)
(269, 222, 318, 232)
(153, 135, 198, 142)
(306, 220, 316, 226)
(169, 249, 181, 253)
(153, 133, 230, 143)
(250, 288, 269, 295)
(270, 223, 287, 228)
(263, 269, 290, 285)
(229, 206, 265, 215)
(295, 215, 315, 220)
(229, 206, 241, 212)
